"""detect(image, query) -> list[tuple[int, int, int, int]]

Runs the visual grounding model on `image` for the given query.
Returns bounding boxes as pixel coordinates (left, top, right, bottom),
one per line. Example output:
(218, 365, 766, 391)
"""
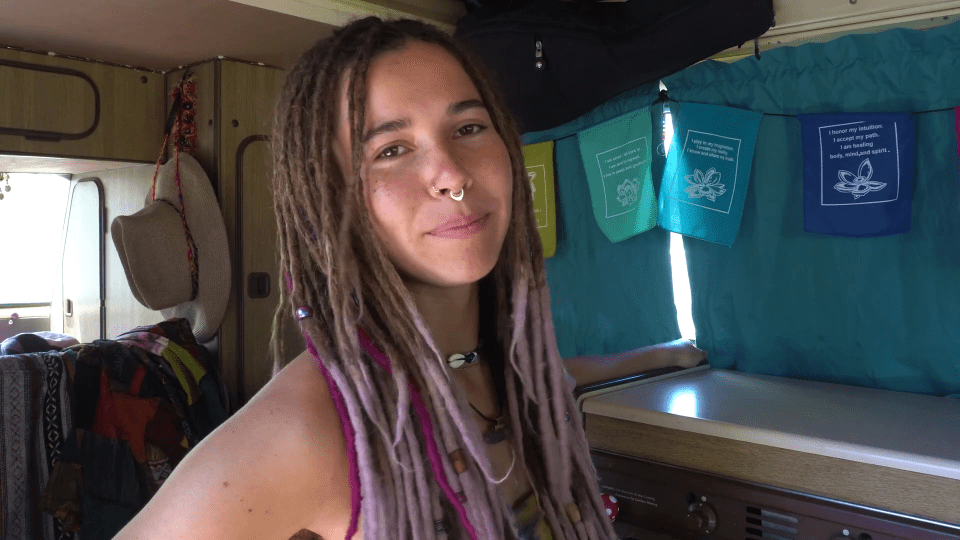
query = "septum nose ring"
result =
(433, 186, 465, 201)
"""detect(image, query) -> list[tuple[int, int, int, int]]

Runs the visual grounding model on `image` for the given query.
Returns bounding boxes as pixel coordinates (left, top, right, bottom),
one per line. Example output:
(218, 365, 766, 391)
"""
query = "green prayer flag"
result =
(522, 140, 557, 257)
(577, 107, 657, 243)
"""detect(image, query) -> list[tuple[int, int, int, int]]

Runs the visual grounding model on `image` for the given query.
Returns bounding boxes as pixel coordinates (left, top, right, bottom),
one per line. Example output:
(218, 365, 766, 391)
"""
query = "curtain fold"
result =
(523, 85, 681, 356)
(667, 23, 960, 395)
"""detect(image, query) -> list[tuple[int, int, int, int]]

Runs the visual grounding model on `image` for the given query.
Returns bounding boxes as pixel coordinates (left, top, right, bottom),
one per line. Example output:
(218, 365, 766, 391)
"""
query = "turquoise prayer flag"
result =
(577, 107, 657, 243)
(658, 102, 763, 246)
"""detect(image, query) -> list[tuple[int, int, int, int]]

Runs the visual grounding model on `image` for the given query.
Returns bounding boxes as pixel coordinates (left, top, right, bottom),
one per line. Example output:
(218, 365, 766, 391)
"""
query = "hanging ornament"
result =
(170, 75, 198, 155)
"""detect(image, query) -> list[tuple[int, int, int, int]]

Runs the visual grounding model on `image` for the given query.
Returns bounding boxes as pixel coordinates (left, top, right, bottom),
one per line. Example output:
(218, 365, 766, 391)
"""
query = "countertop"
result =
(582, 368, 960, 480)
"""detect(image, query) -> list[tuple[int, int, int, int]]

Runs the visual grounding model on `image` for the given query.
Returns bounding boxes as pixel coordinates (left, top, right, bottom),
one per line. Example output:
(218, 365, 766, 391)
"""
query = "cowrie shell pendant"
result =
(446, 348, 479, 369)
(447, 353, 467, 369)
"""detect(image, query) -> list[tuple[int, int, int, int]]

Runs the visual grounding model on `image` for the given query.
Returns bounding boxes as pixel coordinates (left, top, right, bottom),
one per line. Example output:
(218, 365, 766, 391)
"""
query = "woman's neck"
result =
(405, 280, 481, 358)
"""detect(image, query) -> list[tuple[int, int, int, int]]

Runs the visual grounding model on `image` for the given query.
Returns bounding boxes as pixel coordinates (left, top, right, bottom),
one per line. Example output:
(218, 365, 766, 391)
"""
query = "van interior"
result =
(1, 1, 959, 539)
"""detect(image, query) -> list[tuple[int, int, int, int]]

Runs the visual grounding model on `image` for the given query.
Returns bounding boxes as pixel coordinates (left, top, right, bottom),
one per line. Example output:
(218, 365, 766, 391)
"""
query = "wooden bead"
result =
(450, 449, 468, 474)
(566, 503, 582, 524)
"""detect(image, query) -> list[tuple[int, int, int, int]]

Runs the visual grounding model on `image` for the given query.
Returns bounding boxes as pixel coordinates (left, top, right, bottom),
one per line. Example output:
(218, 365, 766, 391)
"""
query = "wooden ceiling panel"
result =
(0, 0, 340, 71)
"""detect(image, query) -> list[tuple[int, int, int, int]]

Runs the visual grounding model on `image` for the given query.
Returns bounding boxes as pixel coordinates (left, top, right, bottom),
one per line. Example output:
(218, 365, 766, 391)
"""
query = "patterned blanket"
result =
(0, 352, 78, 540)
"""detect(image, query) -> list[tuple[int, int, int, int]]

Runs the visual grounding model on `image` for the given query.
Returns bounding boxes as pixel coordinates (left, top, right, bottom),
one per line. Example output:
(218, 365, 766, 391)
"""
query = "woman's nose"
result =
(428, 143, 471, 198)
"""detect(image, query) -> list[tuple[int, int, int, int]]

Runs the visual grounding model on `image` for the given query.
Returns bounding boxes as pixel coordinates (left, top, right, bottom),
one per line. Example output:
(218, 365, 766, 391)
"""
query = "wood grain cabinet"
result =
(0, 48, 163, 162)
(165, 59, 300, 410)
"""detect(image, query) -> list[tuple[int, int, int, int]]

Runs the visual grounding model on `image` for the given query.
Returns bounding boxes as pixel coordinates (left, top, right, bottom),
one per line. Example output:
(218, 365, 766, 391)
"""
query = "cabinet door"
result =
(238, 137, 301, 400)
(219, 61, 298, 406)
(0, 49, 163, 163)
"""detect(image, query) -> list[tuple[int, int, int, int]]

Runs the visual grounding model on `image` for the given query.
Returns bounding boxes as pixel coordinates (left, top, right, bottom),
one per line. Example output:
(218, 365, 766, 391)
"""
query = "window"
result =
(0, 173, 70, 331)
(660, 83, 697, 341)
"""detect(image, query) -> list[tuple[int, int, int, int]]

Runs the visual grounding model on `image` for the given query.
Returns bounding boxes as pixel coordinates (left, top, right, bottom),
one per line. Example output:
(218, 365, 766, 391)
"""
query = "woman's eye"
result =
(376, 145, 405, 160)
(456, 124, 487, 137)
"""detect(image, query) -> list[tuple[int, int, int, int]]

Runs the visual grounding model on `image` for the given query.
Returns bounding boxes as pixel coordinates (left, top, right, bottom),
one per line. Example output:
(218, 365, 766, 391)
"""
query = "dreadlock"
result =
(269, 17, 614, 540)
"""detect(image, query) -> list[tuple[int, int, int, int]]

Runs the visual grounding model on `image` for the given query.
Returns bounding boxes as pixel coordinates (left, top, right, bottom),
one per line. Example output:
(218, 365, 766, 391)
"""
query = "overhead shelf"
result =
(717, 0, 960, 60)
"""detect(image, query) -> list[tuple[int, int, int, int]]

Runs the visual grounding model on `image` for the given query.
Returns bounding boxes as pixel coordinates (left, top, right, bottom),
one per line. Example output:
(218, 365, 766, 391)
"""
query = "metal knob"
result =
(685, 502, 717, 535)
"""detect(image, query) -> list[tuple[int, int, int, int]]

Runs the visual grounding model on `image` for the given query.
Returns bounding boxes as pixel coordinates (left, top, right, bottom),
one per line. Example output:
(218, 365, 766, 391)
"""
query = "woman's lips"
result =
(430, 212, 490, 239)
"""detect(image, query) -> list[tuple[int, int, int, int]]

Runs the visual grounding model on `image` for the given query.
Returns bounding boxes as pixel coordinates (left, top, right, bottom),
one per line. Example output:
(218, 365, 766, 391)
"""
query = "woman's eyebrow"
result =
(448, 98, 486, 115)
(362, 99, 487, 144)
(363, 119, 408, 143)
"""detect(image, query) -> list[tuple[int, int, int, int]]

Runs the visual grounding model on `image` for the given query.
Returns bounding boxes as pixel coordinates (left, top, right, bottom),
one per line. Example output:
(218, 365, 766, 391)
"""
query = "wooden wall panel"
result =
(218, 60, 288, 407)
(586, 414, 960, 525)
(160, 61, 225, 392)
(160, 60, 296, 408)
(0, 48, 163, 163)
(164, 63, 218, 182)
(239, 138, 301, 399)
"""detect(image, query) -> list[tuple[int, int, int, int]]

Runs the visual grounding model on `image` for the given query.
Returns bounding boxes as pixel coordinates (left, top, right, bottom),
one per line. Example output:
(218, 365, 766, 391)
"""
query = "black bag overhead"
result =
(456, 0, 775, 133)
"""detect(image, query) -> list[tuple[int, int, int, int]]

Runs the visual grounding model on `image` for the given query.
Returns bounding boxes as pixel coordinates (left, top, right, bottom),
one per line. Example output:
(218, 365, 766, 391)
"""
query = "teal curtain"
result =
(663, 23, 960, 395)
(524, 84, 681, 357)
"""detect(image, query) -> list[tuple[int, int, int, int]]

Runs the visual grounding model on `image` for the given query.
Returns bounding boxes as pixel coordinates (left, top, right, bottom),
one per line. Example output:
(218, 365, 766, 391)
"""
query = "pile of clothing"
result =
(0, 318, 229, 540)
(1, 331, 79, 354)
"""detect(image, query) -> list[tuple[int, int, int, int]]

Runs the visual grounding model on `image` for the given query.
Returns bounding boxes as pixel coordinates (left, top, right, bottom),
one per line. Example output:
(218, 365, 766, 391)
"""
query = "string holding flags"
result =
(527, 88, 954, 250)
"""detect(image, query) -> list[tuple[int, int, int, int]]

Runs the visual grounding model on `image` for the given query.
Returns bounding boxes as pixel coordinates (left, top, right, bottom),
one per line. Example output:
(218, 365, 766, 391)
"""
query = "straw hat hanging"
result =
(111, 74, 229, 342)
(111, 153, 230, 342)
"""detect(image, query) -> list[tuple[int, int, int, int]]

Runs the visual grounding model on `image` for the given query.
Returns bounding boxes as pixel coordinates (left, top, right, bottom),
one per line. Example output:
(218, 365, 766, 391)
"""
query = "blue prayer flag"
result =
(798, 112, 915, 237)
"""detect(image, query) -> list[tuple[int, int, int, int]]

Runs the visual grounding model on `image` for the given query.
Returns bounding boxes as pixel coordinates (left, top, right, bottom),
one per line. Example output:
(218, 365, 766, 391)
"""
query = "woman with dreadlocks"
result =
(115, 16, 705, 540)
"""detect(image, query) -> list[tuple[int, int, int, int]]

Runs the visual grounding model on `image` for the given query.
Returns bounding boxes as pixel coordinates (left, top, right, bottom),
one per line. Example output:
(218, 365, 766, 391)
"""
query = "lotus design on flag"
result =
(616, 178, 640, 206)
(684, 167, 726, 202)
(528, 171, 537, 197)
(835, 158, 885, 200)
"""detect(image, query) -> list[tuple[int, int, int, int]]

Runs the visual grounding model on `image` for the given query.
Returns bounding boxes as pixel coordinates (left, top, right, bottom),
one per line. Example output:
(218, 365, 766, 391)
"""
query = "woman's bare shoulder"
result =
(113, 349, 351, 540)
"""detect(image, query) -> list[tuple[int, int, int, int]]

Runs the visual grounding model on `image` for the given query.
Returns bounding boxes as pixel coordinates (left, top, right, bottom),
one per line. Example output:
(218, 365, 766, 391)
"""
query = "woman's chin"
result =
(402, 257, 498, 289)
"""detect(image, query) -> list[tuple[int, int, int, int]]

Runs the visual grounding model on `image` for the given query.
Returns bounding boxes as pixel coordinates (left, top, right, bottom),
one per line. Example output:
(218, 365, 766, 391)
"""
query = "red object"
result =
(601, 493, 619, 521)
(129, 366, 147, 395)
(91, 366, 162, 463)
(171, 76, 198, 155)
(92, 368, 122, 439)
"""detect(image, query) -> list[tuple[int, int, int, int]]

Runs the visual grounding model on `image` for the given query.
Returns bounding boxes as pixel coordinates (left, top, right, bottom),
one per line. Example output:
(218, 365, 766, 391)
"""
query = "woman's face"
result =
(333, 41, 513, 289)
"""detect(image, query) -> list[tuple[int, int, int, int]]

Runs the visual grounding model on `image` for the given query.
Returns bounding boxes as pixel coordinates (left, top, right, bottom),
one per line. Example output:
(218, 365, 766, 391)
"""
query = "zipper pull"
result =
(535, 39, 545, 70)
